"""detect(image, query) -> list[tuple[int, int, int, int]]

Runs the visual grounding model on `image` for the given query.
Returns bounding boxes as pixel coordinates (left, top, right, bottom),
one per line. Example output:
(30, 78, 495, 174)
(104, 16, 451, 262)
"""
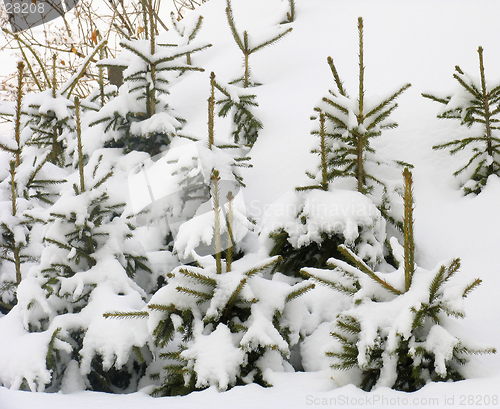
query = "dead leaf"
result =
(90, 30, 98, 45)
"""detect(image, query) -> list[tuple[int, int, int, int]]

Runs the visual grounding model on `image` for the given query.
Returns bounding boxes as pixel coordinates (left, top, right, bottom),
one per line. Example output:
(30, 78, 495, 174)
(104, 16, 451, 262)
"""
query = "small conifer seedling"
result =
(422, 46, 500, 195)
(92, 29, 211, 155)
(302, 168, 496, 392)
(225, 0, 293, 88)
(0, 62, 64, 309)
(210, 72, 263, 147)
(314, 17, 411, 228)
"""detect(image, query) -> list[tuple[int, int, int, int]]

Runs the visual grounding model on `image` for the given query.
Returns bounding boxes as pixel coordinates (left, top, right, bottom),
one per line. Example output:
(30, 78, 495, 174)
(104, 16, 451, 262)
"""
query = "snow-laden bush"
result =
(0, 61, 66, 310)
(6, 151, 153, 392)
(306, 17, 411, 230)
(423, 46, 500, 195)
(106, 252, 316, 396)
(304, 169, 496, 391)
(260, 188, 387, 277)
(90, 30, 211, 155)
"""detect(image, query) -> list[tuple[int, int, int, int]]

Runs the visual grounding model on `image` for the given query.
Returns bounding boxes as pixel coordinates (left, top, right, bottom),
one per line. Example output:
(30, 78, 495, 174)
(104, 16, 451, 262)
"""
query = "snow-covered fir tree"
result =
(260, 18, 408, 276)
(310, 17, 411, 230)
(90, 12, 211, 156)
(106, 193, 315, 395)
(0, 62, 65, 312)
(12, 100, 153, 391)
(422, 46, 500, 195)
(303, 168, 496, 391)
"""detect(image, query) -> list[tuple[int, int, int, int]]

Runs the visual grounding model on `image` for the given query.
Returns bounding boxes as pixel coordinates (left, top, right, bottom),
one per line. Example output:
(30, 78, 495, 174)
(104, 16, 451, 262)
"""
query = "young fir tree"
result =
(422, 46, 500, 195)
(261, 184, 387, 277)
(211, 71, 263, 147)
(302, 168, 496, 392)
(17, 99, 153, 392)
(170, 12, 204, 67)
(24, 42, 108, 167)
(103, 77, 316, 394)
(124, 69, 254, 275)
(0, 62, 64, 311)
(90, 15, 211, 156)
(105, 171, 315, 396)
(262, 17, 412, 278)
(225, 0, 293, 88)
(313, 17, 411, 229)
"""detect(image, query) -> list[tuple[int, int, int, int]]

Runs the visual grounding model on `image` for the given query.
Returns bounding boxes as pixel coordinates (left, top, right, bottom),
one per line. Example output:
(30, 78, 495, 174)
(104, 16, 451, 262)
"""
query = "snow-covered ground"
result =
(1, 371, 500, 409)
(2, 0, 500, 407)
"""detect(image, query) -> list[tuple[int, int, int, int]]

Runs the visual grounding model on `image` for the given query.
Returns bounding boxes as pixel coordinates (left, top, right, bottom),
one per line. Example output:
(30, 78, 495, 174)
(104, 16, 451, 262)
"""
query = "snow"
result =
(2, 372, 500, 409)
(2, 0, 500, 407)
(181, 323, 245, 390)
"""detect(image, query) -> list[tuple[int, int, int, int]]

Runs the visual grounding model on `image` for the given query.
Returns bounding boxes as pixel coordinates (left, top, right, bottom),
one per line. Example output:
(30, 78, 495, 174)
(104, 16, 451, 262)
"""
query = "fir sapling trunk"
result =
(208, 72, 216, 150)
(14, 61, 24, 167)
(142, 0, 157, 117)
(51, 54, 61, 165)
(75, 97, 85, 193)
(319, 112, 328, 190)
(356, 17, 365, 193)
(226, 191, 234, 272)
(12, 61, 24, 285)
(9, 161, 22, 285)
(478, 47, 494, 169)
(99, 43, 105, 107)
(403, 167, 415, 291)
(243, 38, 250, 88)
(211, 169, 222, 274)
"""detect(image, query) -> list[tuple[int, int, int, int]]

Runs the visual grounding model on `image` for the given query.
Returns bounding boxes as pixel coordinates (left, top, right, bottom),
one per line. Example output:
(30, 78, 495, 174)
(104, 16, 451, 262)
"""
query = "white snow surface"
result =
(2, 0, 500, 407)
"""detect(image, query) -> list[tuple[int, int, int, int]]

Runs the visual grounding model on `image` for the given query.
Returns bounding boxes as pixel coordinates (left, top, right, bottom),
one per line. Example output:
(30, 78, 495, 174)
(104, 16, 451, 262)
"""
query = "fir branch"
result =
(92, 170, 114, 190)
(159, 351, 183, 360)
(46, 327, 62, 370)
(178, 268, 217, 287)
(285, 282, 315, 303)
(300, 268, 357, 296)
(365, 83, 411, 120)
(225, 0, 245, 52)
(189, 15, 204, 43)
(176, 286, 212, 301)
(322, 96, 350, 116)
(336, 315, 361, 335)
(103, 311, 149, 318)
(323, 110, 348, 129)
(243, 255, 281, 277)
(148, 304, 176, 313)
(249, 27, 293, 54)
(327, 56, 348, 97)
(224, 277, 247, 311)
(335, 246, 402, 295)
(462, 278, 482, 298)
